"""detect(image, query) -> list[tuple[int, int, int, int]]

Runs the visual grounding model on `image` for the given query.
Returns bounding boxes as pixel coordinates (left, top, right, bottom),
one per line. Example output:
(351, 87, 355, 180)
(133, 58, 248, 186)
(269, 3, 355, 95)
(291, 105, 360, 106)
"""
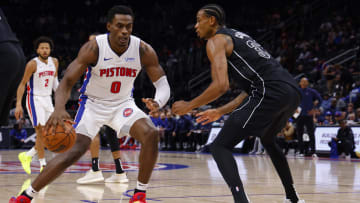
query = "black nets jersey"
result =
(215, 27, 299, 96)
(0, 8, 19, 43)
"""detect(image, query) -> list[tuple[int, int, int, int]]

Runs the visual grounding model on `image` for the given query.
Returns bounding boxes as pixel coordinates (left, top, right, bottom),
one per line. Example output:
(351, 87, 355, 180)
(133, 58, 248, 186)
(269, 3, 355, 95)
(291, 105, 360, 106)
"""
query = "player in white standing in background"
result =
(15, 36, 59, 175)
(10, 5, 171, 203)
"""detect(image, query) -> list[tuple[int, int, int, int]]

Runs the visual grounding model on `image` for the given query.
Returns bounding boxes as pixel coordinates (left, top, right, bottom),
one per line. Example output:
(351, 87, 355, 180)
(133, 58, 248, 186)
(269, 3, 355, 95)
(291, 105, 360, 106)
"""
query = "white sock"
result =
(26, 147, 36, 157)
(39, 158, 46, 166)
(25, 185, 37, 198)
(136, 181, 148, 191)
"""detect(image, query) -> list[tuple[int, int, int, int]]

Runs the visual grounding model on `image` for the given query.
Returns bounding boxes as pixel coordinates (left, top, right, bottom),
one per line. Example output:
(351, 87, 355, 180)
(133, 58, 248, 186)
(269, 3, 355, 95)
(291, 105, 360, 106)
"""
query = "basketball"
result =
(42, 121, 77, 153)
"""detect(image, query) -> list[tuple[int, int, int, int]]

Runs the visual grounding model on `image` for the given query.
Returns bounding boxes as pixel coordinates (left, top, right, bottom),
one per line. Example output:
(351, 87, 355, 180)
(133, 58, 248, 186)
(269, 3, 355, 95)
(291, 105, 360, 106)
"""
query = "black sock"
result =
(134, 188, 146, 194)
(92, 157, 99, 171)
(114, 158, 124, 174)
(21, 191, 33, 200)
(230, 186, 249, 203)
(285, 184, 299, 202)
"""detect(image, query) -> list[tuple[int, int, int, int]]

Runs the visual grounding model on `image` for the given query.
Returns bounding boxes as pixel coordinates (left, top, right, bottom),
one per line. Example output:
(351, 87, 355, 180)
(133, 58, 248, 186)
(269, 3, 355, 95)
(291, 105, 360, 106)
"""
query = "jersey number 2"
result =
(111, 81, 121, 93)
(44, 79, 49, 87)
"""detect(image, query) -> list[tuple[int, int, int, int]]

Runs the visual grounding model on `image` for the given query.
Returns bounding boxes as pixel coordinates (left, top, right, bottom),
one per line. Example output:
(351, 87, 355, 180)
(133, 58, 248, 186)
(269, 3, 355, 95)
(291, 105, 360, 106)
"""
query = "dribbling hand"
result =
(142, 98, 160, 114)
(196, 109, 222, 125)
(45, 108, 74, 135)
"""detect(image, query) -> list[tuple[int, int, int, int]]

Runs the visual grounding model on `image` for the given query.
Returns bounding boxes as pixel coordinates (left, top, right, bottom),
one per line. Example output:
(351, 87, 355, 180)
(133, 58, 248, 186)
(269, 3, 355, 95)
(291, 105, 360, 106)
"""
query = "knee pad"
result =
(104, 126, 120, 152)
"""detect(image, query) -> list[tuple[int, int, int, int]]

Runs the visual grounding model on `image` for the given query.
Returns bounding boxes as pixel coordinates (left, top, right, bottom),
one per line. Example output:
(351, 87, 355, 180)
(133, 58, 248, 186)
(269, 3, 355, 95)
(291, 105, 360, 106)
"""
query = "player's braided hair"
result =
(200, 4, 226, 26)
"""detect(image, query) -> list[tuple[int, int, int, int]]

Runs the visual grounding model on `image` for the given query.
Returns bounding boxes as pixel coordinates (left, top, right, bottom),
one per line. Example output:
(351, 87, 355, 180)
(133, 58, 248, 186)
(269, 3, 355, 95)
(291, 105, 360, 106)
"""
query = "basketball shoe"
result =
(129, 192, 146, 203)
(9, 195, 31, 203)
(284, 199, 305, 203)
(17, 179, 31, 196)
(18, 152, 32, 175)
(105, 172, 129, 183)
(76, 169, 104, 184)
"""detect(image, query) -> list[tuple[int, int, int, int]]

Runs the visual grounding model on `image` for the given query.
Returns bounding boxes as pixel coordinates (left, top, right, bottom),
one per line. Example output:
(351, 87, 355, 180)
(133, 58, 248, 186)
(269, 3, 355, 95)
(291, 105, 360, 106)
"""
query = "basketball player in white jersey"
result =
(10, 5, 170, 203)
(75, 33, 129, 185)
(14, 36, 59, 175)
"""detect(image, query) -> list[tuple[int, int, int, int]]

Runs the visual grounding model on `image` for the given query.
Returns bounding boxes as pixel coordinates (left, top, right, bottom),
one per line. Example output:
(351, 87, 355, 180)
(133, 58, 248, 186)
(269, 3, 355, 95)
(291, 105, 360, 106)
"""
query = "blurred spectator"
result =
(328, 120, 355, 160)
(347, 113, 357, 125)
(346, 103, 355, 117)
(323, 110, 335, 125)
(10, 123, 27, 149)
(344, 81, 360, 105)
(297, 77, 322, 157)
(355, 108, 360, 122)
(322, 64, 337, 93)
(276, 119, 296, 155)
(338, 64, 353, 96)
(19, 117, 31, 128)
(327, 98, 338, 115)
(187, 109, 201, 152)
(150, 111, 160, 127)
(164, 111, 176, 150)
(173, 114, 192, 151)
(158, 111, 167, 149)
(320, 92, 332, 112)
(335, 93, 346, 111)
(334, 110, 346, 124)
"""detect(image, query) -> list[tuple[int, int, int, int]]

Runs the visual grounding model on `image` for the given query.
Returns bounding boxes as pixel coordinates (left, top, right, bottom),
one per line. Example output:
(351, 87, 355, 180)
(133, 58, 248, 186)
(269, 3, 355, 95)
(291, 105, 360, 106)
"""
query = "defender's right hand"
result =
(196, 109, 222, 125)
(45, 109, 72, 135)
(15, 106, 24, 120)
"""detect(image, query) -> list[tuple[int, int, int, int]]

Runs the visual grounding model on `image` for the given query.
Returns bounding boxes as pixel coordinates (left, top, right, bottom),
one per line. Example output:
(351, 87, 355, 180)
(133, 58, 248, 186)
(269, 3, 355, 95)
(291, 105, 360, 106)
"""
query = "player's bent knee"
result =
(143, 128, 159, 145)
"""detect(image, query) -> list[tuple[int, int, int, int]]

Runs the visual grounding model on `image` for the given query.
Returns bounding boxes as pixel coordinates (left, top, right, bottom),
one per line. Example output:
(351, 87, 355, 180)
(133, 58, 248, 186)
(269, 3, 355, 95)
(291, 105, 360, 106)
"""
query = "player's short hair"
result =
(107, 5, 134, 23)
(200, 4, 226, 26)
(34, 36, 54, 50)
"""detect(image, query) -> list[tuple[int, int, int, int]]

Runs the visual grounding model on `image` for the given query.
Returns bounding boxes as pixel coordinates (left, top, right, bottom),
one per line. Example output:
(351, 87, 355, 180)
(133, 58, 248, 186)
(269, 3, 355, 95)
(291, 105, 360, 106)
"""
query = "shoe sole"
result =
(105, 178, 129, 183)
(77, 178, 104, 184)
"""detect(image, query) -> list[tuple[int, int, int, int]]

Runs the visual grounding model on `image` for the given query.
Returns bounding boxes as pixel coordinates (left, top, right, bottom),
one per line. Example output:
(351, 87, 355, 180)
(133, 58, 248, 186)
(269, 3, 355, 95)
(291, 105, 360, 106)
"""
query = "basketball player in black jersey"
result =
(0, 8, 26, 126)
(172, 4, 304, 203)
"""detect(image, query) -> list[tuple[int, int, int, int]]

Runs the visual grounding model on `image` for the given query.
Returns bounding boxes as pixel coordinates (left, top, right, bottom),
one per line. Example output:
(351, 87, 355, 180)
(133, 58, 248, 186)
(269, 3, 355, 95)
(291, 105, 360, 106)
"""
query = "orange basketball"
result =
(42, 121, 77, 153)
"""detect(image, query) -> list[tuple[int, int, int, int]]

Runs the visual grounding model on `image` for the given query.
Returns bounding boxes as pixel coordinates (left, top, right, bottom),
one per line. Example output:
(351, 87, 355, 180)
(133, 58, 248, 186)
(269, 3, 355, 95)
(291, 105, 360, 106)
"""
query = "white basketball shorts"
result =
(26, 95, 54, 127)
(73, 96, 149, 140)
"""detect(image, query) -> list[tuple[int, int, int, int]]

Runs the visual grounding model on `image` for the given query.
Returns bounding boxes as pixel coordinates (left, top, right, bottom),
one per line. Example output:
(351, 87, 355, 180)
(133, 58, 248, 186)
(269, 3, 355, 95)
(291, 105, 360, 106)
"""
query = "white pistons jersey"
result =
(27, 57, 56, 96)
(79, 34, 142, 103)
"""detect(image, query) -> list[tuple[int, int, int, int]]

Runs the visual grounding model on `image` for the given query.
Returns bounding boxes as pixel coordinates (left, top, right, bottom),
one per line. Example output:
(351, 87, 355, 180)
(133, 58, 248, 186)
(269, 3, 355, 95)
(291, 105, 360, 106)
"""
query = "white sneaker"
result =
(76, 170, 104, 184)
(297, 153, 304, 157)
(284, 199, 305, 203)
(345, 155, 351, 161)
(312, 154, 318, 159)
(340, 152, 346, 158)
(105, 172, 129, 183)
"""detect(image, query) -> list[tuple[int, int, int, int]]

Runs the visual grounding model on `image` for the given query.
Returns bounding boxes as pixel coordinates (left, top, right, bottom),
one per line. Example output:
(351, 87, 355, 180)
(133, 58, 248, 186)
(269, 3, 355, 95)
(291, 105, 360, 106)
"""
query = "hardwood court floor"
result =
(1, 149, 360, 202)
